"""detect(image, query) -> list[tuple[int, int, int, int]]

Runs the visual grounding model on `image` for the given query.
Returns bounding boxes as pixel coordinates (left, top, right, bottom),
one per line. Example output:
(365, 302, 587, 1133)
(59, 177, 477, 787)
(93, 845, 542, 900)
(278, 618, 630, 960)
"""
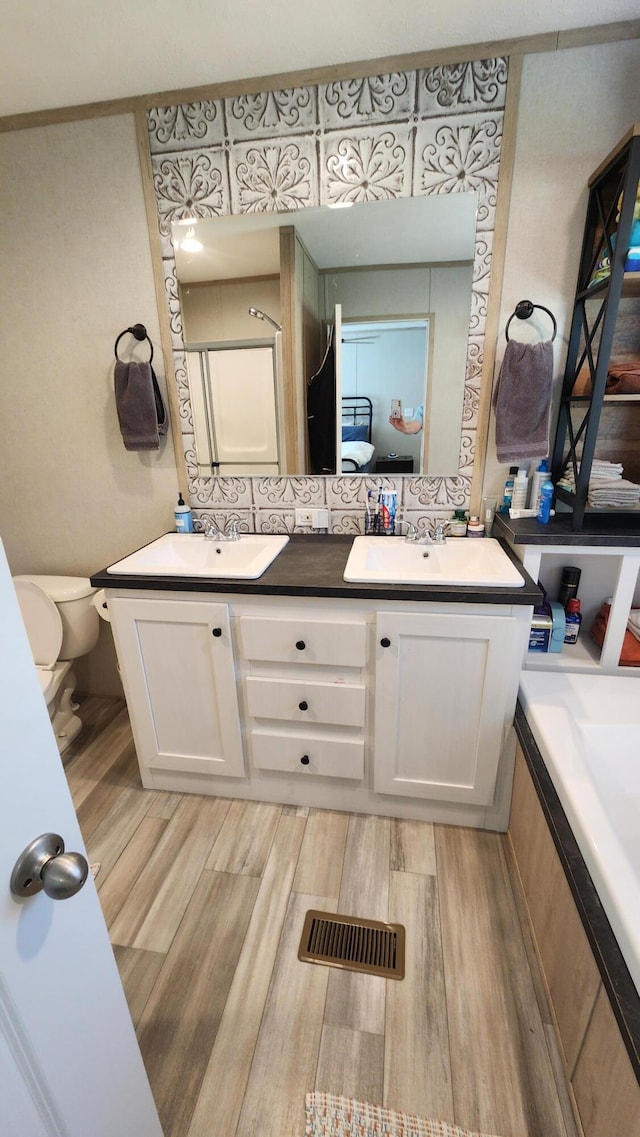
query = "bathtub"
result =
(518, 671, 640, 998)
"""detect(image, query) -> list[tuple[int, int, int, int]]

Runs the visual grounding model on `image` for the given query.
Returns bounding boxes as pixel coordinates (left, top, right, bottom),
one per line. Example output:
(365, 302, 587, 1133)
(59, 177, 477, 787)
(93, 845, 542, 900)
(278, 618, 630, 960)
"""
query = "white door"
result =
(374, 609, 516, 805)
(0, 540, 162, 1137)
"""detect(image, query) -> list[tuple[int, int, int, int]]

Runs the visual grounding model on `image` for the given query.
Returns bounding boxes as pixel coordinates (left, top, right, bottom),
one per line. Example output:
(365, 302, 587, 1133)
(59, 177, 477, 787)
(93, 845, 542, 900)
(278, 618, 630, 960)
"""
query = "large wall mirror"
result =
(174, 193, 476, 478)
(148, 58, 507, 507)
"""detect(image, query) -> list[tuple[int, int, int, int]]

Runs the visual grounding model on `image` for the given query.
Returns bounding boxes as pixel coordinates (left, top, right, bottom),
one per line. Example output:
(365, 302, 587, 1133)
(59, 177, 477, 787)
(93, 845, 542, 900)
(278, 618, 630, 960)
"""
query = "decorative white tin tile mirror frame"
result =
(147, 58, 508, 533)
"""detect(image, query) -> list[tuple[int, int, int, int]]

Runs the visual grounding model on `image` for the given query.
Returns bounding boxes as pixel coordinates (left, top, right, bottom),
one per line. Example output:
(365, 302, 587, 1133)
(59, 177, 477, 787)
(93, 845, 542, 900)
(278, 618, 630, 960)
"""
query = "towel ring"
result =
(114, 323, 154, 363)
(505, 300, 557, 342)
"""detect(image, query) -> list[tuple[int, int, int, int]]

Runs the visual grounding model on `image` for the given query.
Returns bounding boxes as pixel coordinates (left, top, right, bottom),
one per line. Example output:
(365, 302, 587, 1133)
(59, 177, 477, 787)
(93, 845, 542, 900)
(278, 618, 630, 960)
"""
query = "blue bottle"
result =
(174, 493, 194, 533)
(537, 478, 554, 524)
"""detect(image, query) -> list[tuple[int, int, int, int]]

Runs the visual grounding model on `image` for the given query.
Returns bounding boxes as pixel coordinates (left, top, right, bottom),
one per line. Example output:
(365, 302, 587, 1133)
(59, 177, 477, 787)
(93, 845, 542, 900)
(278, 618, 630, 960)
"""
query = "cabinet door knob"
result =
(298, 700, 308, 711)
(380, 637, 391, 648)
(212, 627, 222, 638)
(295, 640, 306, 651)
(300, 755, 310, 765)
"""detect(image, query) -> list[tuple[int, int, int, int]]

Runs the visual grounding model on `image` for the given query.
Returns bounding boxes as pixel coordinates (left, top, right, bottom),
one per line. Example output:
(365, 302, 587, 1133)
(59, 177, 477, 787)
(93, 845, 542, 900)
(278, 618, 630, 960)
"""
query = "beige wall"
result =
(486, 37, 640, 499)
(0, 114, 179, 695)
(180, 278, 281, 342)
(0, 37, 638, 693)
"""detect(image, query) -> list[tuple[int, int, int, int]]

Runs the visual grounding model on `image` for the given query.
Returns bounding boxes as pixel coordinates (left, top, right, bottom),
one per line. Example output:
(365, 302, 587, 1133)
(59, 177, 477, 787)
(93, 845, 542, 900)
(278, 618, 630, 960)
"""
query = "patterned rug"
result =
(305, 1094, 503, 1137)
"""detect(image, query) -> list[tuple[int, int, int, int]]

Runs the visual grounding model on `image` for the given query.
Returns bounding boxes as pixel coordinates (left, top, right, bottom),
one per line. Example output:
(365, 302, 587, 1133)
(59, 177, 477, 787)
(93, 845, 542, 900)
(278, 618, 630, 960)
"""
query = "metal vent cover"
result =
(298, 909, 405, 979)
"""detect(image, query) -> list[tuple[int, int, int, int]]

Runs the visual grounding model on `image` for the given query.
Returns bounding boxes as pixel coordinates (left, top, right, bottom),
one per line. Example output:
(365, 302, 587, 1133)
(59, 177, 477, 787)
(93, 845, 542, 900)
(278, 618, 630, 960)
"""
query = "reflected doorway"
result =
(341, 319, 430, 475)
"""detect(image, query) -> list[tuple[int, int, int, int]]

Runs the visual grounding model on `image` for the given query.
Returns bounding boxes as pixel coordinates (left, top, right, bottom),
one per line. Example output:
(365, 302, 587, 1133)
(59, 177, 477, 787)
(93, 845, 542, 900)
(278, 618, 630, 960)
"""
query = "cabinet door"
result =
(110, 597, 244, 778)
(374, 610, 516, 805)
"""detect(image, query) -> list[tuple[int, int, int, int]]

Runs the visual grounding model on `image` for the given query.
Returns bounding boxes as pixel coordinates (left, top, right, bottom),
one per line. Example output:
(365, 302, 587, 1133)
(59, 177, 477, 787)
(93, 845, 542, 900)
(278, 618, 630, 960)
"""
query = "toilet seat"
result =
(13, 578, 63, 669)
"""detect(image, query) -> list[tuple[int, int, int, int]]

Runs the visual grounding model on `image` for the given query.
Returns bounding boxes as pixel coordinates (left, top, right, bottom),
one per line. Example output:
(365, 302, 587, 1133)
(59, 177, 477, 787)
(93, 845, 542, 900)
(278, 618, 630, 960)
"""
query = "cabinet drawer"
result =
(245, 676, 365, 727)
(239, 616, 367, 667)
(251, 730, 364, 780)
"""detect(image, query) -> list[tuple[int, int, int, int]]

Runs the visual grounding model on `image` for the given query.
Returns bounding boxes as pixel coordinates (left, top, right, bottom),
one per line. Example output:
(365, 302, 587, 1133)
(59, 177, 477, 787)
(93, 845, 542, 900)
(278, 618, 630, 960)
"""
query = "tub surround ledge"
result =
(514, 702, 640, 1081)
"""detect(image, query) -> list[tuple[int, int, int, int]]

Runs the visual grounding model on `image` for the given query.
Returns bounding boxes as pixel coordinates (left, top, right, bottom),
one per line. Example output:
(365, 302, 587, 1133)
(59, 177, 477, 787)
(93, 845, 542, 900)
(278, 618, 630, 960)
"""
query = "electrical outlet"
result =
(295, 508, 313, 527)
(312, 508, 330, 529)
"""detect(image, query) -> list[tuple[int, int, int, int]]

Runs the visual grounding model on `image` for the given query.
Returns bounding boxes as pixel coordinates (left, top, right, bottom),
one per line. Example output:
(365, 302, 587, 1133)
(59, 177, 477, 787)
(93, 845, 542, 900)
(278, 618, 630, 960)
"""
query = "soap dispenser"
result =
(174, 492, 194, 533)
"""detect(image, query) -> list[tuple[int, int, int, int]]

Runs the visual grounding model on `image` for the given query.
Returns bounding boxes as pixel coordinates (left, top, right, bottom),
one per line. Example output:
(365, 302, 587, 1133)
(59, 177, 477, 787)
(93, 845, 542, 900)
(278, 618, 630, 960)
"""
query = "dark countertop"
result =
(494, 511, 640, 547)
(91, 533, 541, 606)
(514, 704, 640, 1082)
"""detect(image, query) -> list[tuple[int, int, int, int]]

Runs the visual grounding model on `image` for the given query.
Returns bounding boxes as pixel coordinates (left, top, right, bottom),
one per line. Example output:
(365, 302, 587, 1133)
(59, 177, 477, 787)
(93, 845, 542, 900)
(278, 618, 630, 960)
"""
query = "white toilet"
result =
(13, 575, 100, 753)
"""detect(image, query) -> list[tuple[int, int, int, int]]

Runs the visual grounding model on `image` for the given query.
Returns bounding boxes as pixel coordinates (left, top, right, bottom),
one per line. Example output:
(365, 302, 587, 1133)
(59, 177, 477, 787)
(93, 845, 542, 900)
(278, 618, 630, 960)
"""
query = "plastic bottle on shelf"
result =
(537, 478, 555, 524)
(530, 459, 550, 513)
(564, 599, 582, 644)
(499, 466, 519, 513)
(511, 469, 529, 510)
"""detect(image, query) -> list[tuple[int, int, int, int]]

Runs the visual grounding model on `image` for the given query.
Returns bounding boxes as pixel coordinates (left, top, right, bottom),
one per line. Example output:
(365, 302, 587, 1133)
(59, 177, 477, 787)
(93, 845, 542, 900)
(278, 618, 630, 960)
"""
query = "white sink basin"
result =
(106, 533, 289, 579)
(343, 536, 525, 587)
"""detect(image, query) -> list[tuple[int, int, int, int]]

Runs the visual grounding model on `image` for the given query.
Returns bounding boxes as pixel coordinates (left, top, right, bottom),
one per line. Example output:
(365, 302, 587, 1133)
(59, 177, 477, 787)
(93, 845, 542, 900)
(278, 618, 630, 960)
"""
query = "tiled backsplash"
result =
(187, 469, 471, 535)
(147, 59, 508, 528)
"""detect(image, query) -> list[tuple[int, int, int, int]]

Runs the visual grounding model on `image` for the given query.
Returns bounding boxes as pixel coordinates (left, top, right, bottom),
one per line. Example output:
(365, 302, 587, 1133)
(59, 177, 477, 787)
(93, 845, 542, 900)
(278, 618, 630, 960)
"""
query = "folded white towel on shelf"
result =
(591, 459, 624, 475)
(588, 478, 640, 507)
(628, 611, 640, 643)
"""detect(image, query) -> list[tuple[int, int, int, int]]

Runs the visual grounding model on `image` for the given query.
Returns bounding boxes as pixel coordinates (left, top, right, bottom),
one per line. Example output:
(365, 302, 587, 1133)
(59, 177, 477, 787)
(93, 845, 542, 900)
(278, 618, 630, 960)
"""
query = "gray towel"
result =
(492, 339, 554, 463)
(114, 361, 167, 451)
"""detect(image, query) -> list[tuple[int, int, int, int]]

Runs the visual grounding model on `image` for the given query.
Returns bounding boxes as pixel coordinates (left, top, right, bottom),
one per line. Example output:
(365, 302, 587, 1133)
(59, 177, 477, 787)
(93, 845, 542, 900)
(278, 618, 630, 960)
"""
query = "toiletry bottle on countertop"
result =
(449, 509, 468, 536)
(466, 516, 485, 537)
(564, 598, 582, 644)
(530, 459, 550, 513)
(174, 492, 194, 533)
(511, 468, 529, 510)
(499, 466, 519, 513)
(537, 477, 554, 524)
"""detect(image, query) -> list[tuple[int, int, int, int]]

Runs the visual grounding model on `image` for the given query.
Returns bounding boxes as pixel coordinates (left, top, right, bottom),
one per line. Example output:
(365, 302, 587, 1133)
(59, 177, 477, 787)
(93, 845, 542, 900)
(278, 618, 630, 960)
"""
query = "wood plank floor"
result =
(63, 698, 579, 1137)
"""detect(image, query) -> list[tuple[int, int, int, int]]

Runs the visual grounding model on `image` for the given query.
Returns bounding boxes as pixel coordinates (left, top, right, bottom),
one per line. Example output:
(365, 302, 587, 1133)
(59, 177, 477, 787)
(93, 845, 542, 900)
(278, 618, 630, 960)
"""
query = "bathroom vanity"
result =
(92, 535, 538, 830)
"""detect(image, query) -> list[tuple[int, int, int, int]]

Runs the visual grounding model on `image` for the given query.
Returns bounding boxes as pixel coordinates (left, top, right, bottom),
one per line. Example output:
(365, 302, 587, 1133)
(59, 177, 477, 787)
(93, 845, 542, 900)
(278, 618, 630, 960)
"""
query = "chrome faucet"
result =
(404, 522, 433, 545)
(203, 519, 241, 542)
(404, 520, 449, 545)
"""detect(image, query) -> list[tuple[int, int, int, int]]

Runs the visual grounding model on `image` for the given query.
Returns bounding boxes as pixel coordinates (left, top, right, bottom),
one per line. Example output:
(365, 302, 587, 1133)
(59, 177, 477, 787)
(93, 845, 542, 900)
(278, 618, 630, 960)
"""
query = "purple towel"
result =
(492, 339, 553, 463)
(114, 361, 166, 451)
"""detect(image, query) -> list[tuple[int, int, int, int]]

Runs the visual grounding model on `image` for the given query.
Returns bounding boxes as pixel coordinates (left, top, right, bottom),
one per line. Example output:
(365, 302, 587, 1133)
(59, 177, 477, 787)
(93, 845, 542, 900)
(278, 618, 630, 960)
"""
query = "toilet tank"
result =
(13, 575, 99, 660)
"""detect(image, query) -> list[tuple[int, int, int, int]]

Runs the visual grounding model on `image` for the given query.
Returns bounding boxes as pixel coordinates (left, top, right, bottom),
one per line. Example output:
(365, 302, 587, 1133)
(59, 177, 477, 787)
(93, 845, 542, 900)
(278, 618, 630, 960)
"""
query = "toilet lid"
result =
(13, 579, 63, 669)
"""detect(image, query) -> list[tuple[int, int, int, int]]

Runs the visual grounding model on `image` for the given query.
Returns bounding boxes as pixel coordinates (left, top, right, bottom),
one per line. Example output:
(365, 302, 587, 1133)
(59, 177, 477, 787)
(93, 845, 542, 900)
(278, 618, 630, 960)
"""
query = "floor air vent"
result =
(298, 910, 405, 979)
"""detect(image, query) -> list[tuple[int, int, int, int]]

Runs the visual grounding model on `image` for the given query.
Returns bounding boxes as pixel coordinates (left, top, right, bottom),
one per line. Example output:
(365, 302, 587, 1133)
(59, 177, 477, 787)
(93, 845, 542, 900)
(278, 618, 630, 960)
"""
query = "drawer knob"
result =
(380, 637, 391, 648)
(212, 627, 223, 638)
(295, 640, 306, 651)
(300, 755, 310, 765)
(298, 700, 308, 711)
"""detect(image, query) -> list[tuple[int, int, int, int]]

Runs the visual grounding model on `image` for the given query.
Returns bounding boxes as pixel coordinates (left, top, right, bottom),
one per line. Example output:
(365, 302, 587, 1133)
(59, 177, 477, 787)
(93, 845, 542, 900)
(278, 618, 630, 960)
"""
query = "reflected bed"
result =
(342, 396, 374, 472)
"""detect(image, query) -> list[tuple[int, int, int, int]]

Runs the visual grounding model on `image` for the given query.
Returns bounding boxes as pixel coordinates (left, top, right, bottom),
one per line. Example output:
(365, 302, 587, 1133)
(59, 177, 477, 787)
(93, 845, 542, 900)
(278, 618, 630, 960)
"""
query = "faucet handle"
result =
(430, 521, 449, 543)
(404, 521, 419, 542)
(225, 520, 240, 541)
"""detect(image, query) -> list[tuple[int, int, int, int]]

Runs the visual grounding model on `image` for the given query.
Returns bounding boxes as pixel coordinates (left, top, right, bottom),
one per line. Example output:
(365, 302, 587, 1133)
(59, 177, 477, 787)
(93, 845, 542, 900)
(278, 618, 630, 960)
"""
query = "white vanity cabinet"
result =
(374, 609, 518, 805)
(105, 588, 530, 828)
(108, 596, 245, 784)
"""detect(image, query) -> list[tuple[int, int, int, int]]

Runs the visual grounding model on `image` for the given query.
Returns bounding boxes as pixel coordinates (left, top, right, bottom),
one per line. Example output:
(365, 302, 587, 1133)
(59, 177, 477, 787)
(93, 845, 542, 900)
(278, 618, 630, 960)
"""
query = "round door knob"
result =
(212, 627, 222, 637)
(10, 833, 89, 901)
(295, 640, 306, 651)
(300, 755, 310, 765)
(298, 700, 308, 711)
(380, 637, 391, 648)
